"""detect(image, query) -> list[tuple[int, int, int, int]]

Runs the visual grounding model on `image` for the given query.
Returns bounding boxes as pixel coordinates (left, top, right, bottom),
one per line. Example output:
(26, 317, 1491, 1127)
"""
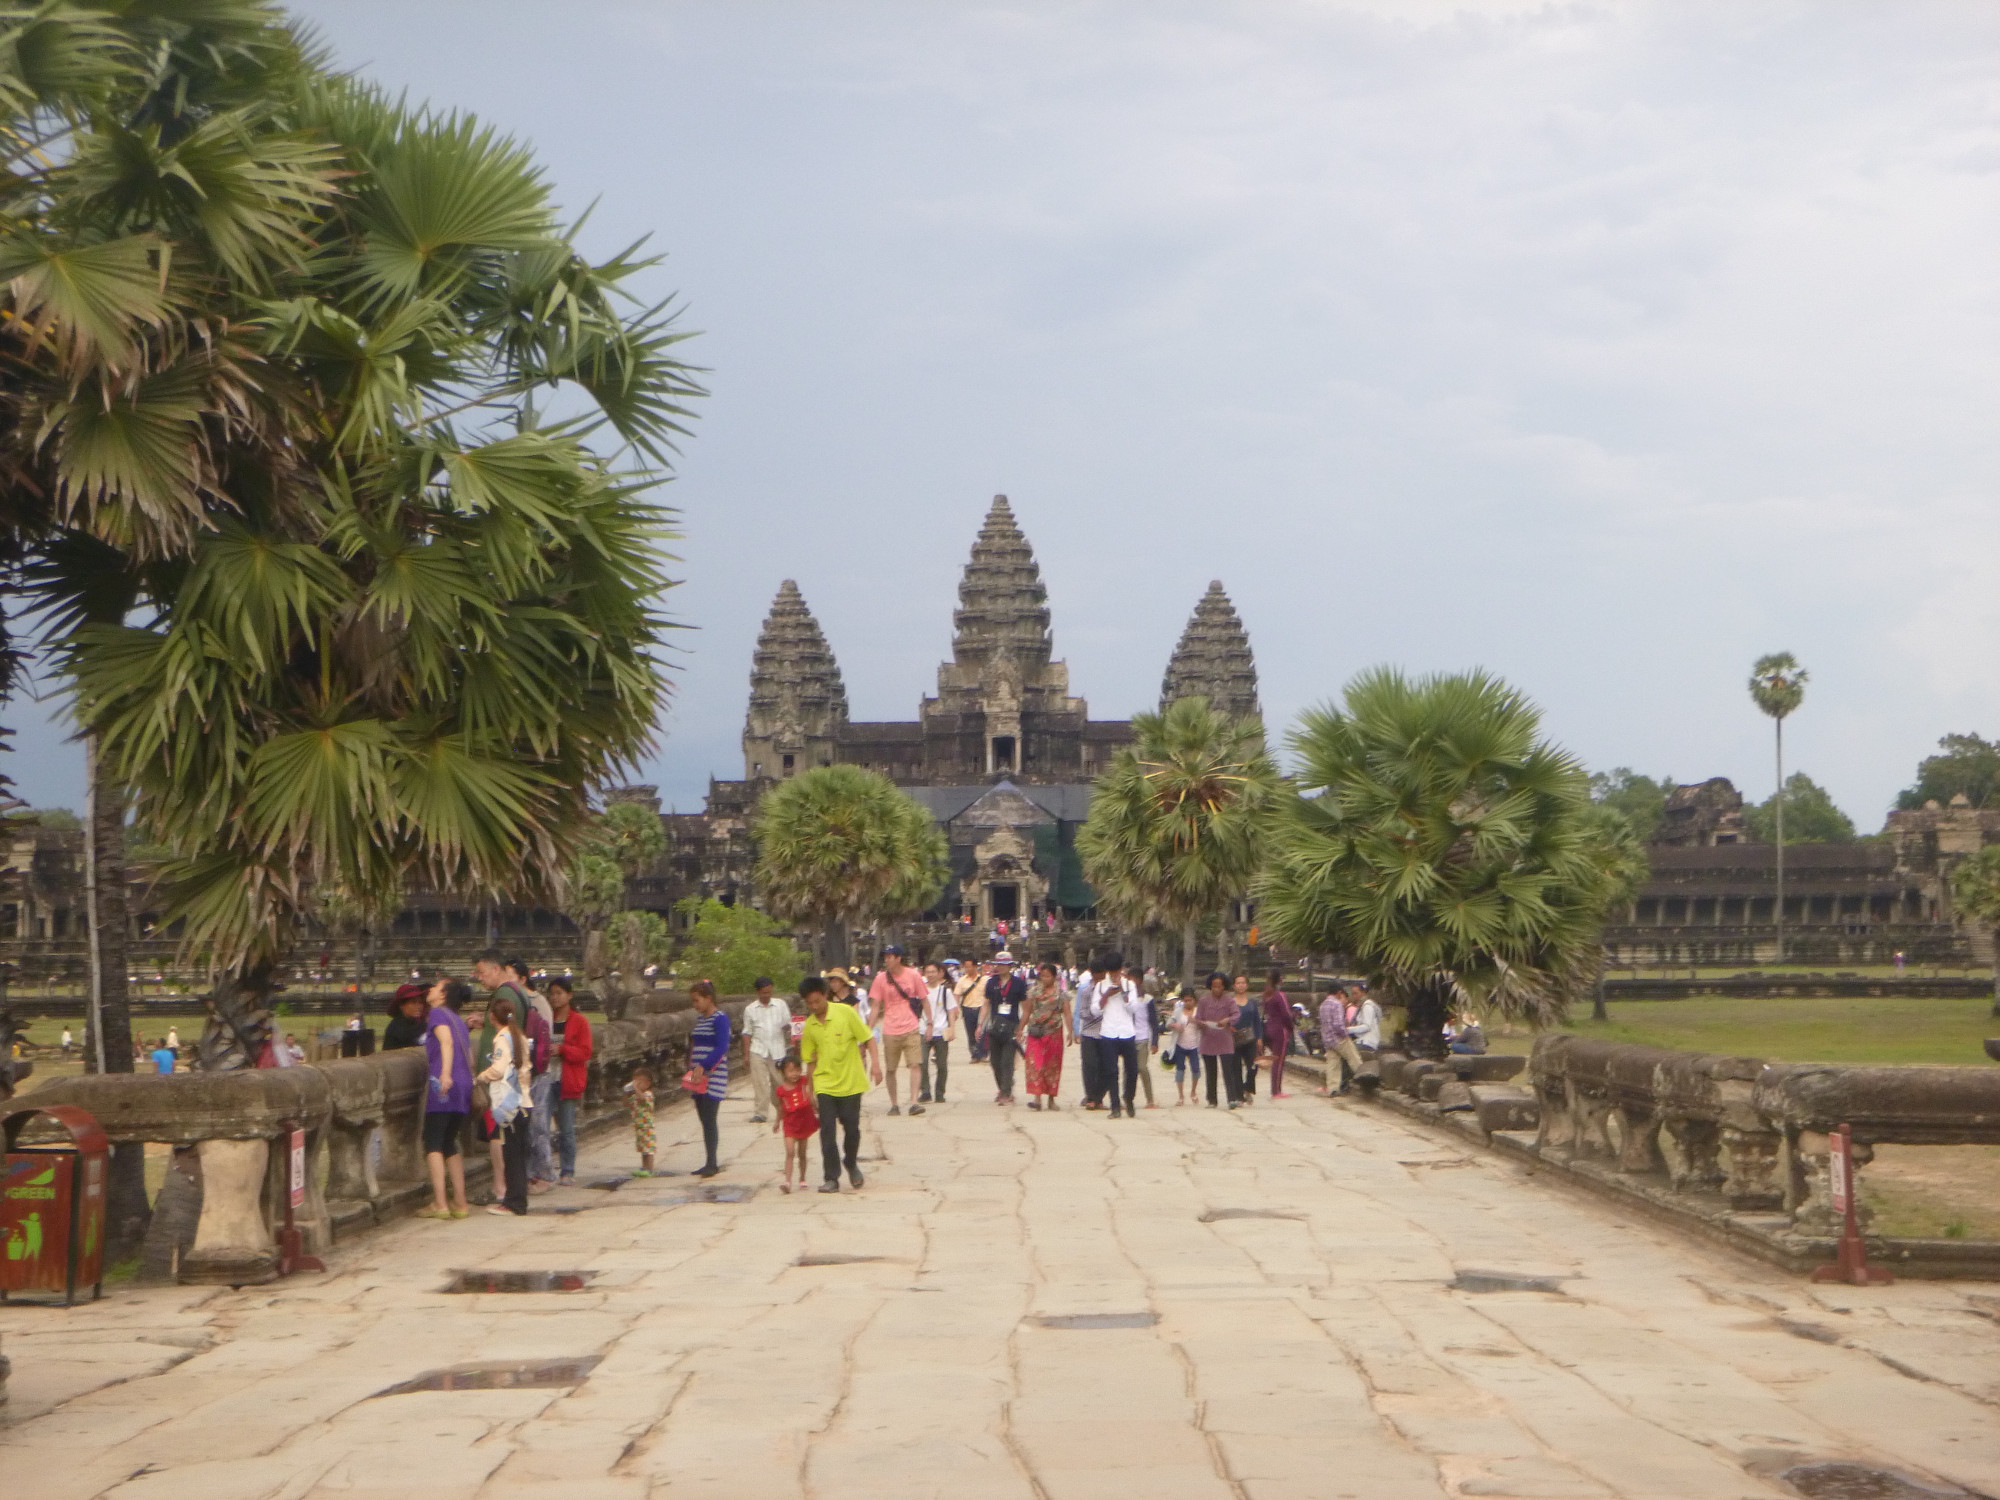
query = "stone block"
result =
(1433, 1080, 1474, 1112)
(1447, 1054, 1526, 1083)
(1376, 1053, 1409, 1091)
(1401, 1060, 1440, 1097)
(1471, 1085, 1539, 1135)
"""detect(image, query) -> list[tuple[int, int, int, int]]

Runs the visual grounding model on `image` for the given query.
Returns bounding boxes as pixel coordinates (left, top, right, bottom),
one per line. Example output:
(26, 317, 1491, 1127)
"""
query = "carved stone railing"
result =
(1369, 1033, 2000, 1273)
(21, 1004, 739, 1285)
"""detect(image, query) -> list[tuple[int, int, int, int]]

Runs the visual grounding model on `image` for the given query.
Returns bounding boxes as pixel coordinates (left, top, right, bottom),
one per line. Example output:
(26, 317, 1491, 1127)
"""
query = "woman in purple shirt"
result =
(1259, 971, 1295, 1099)
(419, 978, 474, 1219)
(1194, 972, 1244, 1110)
(688, 980, 732, 1178)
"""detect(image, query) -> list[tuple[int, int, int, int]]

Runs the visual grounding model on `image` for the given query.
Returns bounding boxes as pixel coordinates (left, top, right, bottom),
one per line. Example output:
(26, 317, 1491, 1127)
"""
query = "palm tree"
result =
(564, 800, 667, 982)
(1077, 696, 1281, 985)
(1259, 668, 1632, 1059)
(1949, 846, 2000, 1018)
(1578, 801, 1649, 1021)
(753, 765, 947, 969)
(34, 56, 701, 1010)
(1748, 653, 1808, 963)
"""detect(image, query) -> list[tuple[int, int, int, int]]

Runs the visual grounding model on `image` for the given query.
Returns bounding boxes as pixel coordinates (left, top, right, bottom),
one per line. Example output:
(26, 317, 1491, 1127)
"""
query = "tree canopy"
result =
(3, 3, 703, 980)
(1587, 768, 1673, 843)
(753, 765, 947, 966)
(672, 896, 804, 997)
(1259, 668, 1637, 1055)
(1745, 772, 1857, 844)
(1077, 695, 1281, 979)
(1898, 733, 2000, 811)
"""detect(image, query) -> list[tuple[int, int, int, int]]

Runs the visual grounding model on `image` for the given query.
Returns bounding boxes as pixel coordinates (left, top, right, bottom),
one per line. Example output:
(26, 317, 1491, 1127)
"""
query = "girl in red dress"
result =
(773, 1056, 819, 1193)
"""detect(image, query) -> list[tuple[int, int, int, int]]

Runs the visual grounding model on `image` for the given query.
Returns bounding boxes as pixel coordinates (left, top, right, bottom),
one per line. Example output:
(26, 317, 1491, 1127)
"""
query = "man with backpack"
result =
(475, 952, 556, 1192)
(869, 945, 930, 1117)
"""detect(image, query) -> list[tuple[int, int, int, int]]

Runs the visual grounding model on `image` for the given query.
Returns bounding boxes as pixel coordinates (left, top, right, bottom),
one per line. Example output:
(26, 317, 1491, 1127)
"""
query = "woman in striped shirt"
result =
(688, 980, 732, 1178)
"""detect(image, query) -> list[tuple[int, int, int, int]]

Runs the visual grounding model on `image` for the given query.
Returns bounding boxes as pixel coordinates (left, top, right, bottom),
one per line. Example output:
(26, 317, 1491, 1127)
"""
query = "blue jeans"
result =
(556, 1097, 578, 1178)
(528, 1071, 558, 1180)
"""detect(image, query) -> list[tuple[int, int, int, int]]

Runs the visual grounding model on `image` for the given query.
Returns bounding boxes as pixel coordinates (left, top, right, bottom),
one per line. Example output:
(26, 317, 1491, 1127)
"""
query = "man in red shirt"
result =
(869, 945, 929, 1117)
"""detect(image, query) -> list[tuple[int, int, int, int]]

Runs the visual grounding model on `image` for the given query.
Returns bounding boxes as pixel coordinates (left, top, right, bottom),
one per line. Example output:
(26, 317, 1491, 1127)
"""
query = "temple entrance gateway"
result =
(990, 884, 1019, 922)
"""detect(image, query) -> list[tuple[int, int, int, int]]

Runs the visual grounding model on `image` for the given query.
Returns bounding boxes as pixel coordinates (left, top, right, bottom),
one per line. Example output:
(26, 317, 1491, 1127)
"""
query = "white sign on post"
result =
(289, 1128, 306, 1209)
(1828, 1128, 1849, 1216)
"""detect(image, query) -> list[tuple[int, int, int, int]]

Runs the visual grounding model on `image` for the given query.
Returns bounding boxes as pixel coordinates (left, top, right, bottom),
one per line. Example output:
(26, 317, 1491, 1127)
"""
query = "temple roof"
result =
(747, 579, 847, 723)
(948, 494, 1053, 675)
(1160, 580, 1260, 721)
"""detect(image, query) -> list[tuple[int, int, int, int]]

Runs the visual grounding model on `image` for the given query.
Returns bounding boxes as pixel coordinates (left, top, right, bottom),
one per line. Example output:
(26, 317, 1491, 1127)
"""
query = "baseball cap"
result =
(882, 944, 905, 956)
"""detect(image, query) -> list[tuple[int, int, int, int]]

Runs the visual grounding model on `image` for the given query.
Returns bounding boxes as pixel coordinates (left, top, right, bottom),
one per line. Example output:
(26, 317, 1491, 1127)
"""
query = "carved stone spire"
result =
(743, 580, 848, 782)
(933, 495, 1074, 716)
(1160, 580, 1260, 722)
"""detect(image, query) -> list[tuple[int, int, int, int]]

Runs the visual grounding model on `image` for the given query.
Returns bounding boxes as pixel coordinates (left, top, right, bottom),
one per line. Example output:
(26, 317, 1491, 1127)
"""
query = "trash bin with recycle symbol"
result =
(2, 1104, 108, 1305)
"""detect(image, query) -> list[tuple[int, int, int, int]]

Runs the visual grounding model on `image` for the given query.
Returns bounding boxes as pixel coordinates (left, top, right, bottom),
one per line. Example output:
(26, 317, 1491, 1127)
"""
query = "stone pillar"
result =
(181, 1138, 276, 1285)
(1784, 1129, 1875, 1233)
(325, 1118, 379, 1204)
(1718, 1125, 1785, 1211)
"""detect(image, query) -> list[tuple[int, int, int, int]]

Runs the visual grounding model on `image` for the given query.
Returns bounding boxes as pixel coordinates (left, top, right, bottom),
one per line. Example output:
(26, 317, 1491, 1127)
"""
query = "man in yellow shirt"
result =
(800, 975, 882, 1194)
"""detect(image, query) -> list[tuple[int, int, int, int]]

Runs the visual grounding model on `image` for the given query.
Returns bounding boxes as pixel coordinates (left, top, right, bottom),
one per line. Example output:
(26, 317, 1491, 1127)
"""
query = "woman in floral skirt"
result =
(1022, 962, 1071, 1111)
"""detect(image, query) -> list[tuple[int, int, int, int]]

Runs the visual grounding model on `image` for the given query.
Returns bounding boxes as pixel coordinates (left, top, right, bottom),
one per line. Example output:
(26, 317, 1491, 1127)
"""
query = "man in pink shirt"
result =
(870, 945, 930, 1117)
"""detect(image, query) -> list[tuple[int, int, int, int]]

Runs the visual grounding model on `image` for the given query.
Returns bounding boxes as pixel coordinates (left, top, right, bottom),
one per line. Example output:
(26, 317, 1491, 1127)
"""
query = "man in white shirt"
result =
(1086, 952, 1144, 1119)
(916, 960, 958, 1104)
(740, 977, 794, 1123)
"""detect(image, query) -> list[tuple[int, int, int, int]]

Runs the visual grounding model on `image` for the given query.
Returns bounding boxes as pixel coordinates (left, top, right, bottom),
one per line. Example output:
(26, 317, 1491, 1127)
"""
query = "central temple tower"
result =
(923, 496, 1088, 776)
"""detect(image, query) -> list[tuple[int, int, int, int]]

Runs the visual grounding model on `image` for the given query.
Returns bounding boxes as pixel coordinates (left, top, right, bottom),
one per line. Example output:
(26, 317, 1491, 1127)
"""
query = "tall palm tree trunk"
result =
(1774, 717, 1786, 965)
(1181, 917, 1199, 988)
(83, 737, 149, 1258)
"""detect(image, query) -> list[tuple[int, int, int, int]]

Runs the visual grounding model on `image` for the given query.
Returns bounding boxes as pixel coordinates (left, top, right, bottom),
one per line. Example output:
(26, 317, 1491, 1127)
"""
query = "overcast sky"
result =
(10, 1, 1996, 827)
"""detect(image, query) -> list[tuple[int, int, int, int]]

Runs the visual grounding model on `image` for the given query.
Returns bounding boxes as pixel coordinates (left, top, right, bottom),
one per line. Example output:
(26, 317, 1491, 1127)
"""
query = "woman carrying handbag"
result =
(478, 994, 533, 1215)
(686, 980, 732, 1177)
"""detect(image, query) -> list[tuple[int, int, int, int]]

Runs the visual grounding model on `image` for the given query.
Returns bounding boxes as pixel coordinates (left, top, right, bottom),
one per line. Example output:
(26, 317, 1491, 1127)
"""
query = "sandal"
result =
(414, 1206, 452, 1220)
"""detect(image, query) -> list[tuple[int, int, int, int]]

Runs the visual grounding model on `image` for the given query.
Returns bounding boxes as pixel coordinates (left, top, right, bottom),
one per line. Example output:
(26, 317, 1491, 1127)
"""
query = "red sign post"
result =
(275, 1121, 323, 1277)
(1811, 1122, 1892, 1286)
(2, 1104, 109, 1305)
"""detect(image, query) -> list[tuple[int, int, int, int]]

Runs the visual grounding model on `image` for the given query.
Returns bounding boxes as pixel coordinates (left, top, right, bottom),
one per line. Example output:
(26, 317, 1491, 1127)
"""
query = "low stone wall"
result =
(21, 1003, 742, 1286)
(1361, 1037, 2000, 1278)
(1602, 976, 1992, 1001)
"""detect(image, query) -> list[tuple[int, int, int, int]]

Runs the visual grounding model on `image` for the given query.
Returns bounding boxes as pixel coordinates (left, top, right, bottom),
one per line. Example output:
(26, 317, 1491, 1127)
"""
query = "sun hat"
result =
(993, 949, 1015, 963)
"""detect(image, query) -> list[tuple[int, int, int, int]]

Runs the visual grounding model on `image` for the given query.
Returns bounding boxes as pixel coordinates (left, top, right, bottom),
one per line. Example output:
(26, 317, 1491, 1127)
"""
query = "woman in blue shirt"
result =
(688, 980, 732, 1178)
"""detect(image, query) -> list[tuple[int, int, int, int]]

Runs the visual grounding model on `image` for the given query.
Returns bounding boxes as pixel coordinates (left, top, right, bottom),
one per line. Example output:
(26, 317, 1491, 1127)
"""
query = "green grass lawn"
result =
(1486, 996, 1998, 1066)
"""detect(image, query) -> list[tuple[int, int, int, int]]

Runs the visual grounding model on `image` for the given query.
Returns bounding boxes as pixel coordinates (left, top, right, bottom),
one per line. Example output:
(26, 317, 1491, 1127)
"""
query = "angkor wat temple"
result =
(2, 495, 1993, 980)
(640, 494, 1262, 931)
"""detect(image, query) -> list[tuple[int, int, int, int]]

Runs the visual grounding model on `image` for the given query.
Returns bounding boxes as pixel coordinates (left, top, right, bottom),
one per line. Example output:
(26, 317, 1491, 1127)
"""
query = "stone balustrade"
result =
(21, 1003, 738, 1286)
(1368, 1033, 2000, 1275)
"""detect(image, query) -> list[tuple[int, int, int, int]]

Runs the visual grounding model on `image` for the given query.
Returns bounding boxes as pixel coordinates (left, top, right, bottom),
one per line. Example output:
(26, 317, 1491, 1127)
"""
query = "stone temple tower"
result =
(1160, 580, 1261, 722)
(742, 580, 848, 783)
(924, 495, 1086, 778)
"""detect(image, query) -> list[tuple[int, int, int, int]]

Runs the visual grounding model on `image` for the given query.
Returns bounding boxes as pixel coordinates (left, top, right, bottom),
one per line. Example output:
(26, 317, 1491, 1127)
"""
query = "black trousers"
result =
(964, 1012, 987, 1061)
(1079, 1034, 1105, 1104)
(693, 1094, 720, 1170)
(1236, 1038, 1260, 1096)
(1102, 1037, 1137, 1110)
(1203, 1051, 1243, 1106)
(988, 1030, 1017, 1096)
(919, 1037, 950, 1101)
(818, 1091, 862, 1183)
(500, 1112, 530, 1213)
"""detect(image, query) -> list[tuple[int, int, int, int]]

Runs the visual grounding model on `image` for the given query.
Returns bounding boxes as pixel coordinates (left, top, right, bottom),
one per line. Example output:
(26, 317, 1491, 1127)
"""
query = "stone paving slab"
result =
(4, 1079, 1998, 1499)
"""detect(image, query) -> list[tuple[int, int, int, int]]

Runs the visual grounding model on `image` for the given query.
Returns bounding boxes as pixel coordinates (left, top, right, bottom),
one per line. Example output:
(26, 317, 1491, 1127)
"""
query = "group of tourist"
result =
(390, 940, 1399, 1210)
(407, 951, 596, 1221)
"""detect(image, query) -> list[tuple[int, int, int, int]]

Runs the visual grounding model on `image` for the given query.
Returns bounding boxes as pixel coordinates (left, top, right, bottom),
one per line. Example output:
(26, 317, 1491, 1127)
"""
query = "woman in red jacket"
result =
(548, 977, 594, 1186)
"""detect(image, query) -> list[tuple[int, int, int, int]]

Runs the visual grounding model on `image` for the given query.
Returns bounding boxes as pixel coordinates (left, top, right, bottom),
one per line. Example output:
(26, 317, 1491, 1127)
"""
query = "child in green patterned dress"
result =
(624, 1067, 656, 1177)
